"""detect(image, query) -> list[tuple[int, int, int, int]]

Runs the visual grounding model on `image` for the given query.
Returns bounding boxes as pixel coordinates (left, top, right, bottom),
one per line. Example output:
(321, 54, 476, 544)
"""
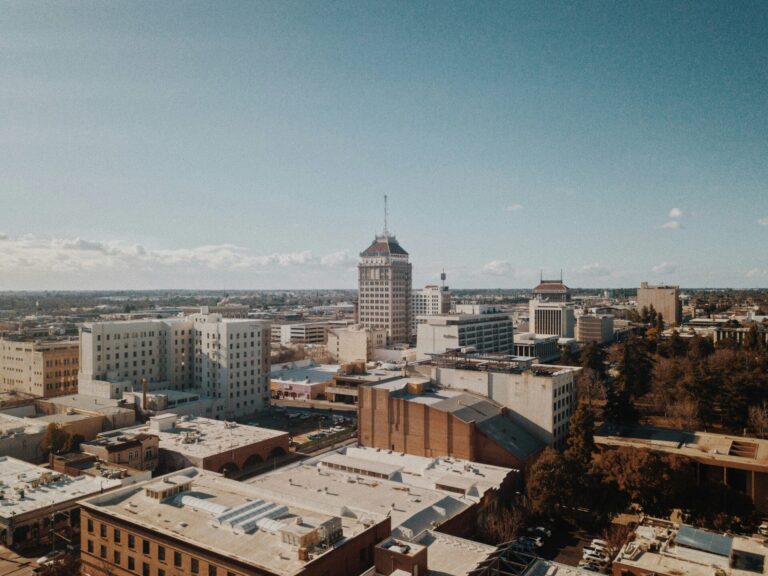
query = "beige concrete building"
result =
(327, 324, 386, 363)
(411, 284, 451, 335)
(0, 338, 79, 397)
(358, 231, 412, 345)
(430, 353, 579, 448)
(637, 281, 682, 326)
(79, 312, 271, 419)
(576, 314, 614, 343)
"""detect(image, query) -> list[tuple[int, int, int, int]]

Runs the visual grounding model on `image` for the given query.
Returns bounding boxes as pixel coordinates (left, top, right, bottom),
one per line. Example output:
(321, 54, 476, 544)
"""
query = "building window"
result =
(100, 545, 106, 559)
(143, 563, 150, 576)
(143, 540, 150, 555)
(191, 558, 199, 574)
(128, 557, 135, 570)
(158, 545, 165, 562)
(87, 519, 93, 533)
(174, 551, 182, 567)
(87, 540, 93, 554)
(114, 550, 121, 565)
(114, 528, 121, 544)
(159, 570, 165, 576)
(209, 567, 217, 576)
(100, 524, 107, 538)
(128, 534, 135, 549)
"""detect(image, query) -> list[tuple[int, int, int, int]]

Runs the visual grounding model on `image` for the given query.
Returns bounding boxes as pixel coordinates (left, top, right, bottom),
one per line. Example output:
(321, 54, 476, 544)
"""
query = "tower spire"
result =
(383, 194, 389, 237)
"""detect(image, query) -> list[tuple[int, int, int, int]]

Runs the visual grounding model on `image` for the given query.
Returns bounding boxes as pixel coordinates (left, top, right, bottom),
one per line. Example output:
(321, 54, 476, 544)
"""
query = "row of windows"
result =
(86, 521, 238, 576)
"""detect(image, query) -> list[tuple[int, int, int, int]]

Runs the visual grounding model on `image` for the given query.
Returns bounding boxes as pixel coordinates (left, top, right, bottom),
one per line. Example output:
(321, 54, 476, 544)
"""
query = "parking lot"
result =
(242, 406, 357, 446)
(521, 521, 606, 572)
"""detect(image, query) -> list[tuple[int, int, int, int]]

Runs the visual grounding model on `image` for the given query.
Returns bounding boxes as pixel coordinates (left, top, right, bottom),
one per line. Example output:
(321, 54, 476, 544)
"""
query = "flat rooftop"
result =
(116, 415, 287, 460)
(0, 413, 46, 436)
(270, 364, 340, 385)
(413, 530, 496, 575)
(614, 519, 768, 576)
(596, 425, 768, 471)
(0, 457, 121, 519)
(81, 468, 373, 576)
(248, 446, 513, 540)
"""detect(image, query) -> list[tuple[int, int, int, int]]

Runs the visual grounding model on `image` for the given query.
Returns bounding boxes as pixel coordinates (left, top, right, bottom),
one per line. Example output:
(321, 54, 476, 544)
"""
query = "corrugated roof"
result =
(675, 525, 733, 557)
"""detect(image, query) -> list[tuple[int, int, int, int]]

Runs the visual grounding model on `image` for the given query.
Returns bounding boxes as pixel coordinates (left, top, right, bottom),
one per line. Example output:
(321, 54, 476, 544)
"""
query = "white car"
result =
(759, 524, 768, 536)
(528, 526, 552, 538)
(36, 551, 65, 566)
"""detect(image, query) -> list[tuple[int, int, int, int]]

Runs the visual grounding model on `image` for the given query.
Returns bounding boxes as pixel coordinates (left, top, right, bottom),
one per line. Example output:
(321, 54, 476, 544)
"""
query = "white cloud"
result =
(504, 204, 523, 212)
(578, 263, 611, 277)
(652, 261, 679, 274)
(660, 220, 683, 230)
(0, 234, 353, 277)
(758, 217, 768, 226)
(746, 268, 768, 279)
(668, 208, 684, 219)
(482, 260, 512, 276)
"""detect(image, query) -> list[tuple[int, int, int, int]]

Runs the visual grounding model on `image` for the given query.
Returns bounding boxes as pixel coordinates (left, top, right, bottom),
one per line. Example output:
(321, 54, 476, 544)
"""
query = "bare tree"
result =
(749, 402, 768, 439)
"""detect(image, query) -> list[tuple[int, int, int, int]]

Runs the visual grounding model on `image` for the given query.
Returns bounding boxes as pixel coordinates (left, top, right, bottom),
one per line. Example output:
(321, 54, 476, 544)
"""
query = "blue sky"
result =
(1, 1, 766, 290)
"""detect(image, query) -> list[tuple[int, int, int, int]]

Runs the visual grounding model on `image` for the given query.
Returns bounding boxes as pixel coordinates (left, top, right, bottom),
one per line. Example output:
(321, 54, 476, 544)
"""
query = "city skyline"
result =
(2, 2, 767, 290)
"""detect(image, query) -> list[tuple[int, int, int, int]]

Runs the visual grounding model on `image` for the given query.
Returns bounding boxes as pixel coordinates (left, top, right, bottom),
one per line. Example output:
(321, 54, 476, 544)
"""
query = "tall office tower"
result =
(79, 313, 270, 419)
(529, 277, 575, 337)
(637, 282, 682, 326)
(533, 275, 571, 302)
(411, 283, 451, 335)
(357, 197, 412, 344)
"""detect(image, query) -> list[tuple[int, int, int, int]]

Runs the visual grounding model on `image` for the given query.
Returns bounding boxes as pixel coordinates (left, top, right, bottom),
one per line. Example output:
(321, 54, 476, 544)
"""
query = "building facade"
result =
(576, 314, 614, 343)
(326, 325, 386, 364)
(79, 313, 271, 419)
(411, 284, 451, 335)
(528, 299, 576, 338)
(358, 234, 412, 345)
(637, 282, 682, 326)
(0, 338, 79, 397)
(415, 312, 514, 360)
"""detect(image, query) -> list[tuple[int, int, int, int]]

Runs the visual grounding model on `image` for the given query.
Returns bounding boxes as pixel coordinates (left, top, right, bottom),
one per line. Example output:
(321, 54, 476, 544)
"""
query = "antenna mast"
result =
(383, 194, 389, 236)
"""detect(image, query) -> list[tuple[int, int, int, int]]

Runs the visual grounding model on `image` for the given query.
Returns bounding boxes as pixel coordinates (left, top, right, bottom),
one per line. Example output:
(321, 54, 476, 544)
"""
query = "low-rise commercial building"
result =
(270, 361, 339, 400)
(596, 425, 768, 513)
(0, 456, 121, 549)
(0, 337, 79, 397)
(80, 467, 391, 576)
(82, 432, 160, 471)
(358, 378, 543, 471)
(249, 446, 515, 541)
(105, 413, 289, 477)
(612, 517, 768, 576)
(271, 322, 330, 345)
(325, 367, 401, 405)
(512, 333, 559, 362)
(50, 452, 152, 486)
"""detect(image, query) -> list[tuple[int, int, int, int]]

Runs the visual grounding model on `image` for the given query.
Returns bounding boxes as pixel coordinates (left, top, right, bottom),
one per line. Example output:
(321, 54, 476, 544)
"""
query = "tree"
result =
(565, 404, 595, 471)
(688, 335, 714, 359)
(559, 345, 578, 366)
(41, 423, 69, 455)
(580, 342, 607, 377)
(475, 499, 528, 544)
(526, 448, 576, 518)
(749, 402, 768, 439)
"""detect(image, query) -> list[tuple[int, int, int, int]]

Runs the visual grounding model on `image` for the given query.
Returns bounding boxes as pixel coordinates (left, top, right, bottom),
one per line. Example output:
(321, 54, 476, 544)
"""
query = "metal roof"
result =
(675, 525, 733, 557)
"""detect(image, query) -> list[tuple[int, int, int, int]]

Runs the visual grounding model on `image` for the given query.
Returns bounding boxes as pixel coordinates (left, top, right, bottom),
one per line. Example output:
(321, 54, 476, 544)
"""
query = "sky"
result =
(1, 1, 767, 290)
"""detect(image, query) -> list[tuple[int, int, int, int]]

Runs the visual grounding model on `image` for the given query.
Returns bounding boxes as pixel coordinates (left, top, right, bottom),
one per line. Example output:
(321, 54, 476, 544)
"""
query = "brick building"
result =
(0, 337, 79, 398)
(358, 378, 543, 472)
(80, 467, 391, 576)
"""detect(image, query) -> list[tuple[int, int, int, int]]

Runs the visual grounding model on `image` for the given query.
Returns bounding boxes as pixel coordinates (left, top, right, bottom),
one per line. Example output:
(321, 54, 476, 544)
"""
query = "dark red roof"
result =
(534, 281, 569, 292)
(360, 236, 409, 257)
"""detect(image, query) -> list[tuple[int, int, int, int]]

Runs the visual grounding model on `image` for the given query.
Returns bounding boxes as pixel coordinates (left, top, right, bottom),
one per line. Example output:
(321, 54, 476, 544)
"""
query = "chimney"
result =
(142, 378, 148, 411)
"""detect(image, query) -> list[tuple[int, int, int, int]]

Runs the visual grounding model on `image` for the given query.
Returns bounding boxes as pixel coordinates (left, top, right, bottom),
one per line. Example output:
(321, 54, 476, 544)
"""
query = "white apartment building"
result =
(358, 233, 412, 345)
(411, 285, 450, 334)
(529, 298, 576, 338)
(416, 312, 514, 360)
(431, 356, 579, 448)
(79, 313, 270, 419)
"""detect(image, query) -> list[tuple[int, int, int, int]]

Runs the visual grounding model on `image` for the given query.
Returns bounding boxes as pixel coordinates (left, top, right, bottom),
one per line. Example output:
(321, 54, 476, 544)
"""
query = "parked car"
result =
(759, 523, 768, 537)
(521, 536, 544, 548)
(528, 526, 552, 538)
(37, 551, 66, 566)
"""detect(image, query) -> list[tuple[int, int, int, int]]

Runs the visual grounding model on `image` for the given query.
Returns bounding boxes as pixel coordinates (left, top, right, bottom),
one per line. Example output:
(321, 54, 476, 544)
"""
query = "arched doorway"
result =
(268, 446, 287, 459)
(218, 462, 240, 478)
(242, 453, 264, 471)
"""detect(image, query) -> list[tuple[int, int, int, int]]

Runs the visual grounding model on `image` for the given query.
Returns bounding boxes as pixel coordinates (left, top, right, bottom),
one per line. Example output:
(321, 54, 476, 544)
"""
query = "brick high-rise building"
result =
(357, 201, 412, 345)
